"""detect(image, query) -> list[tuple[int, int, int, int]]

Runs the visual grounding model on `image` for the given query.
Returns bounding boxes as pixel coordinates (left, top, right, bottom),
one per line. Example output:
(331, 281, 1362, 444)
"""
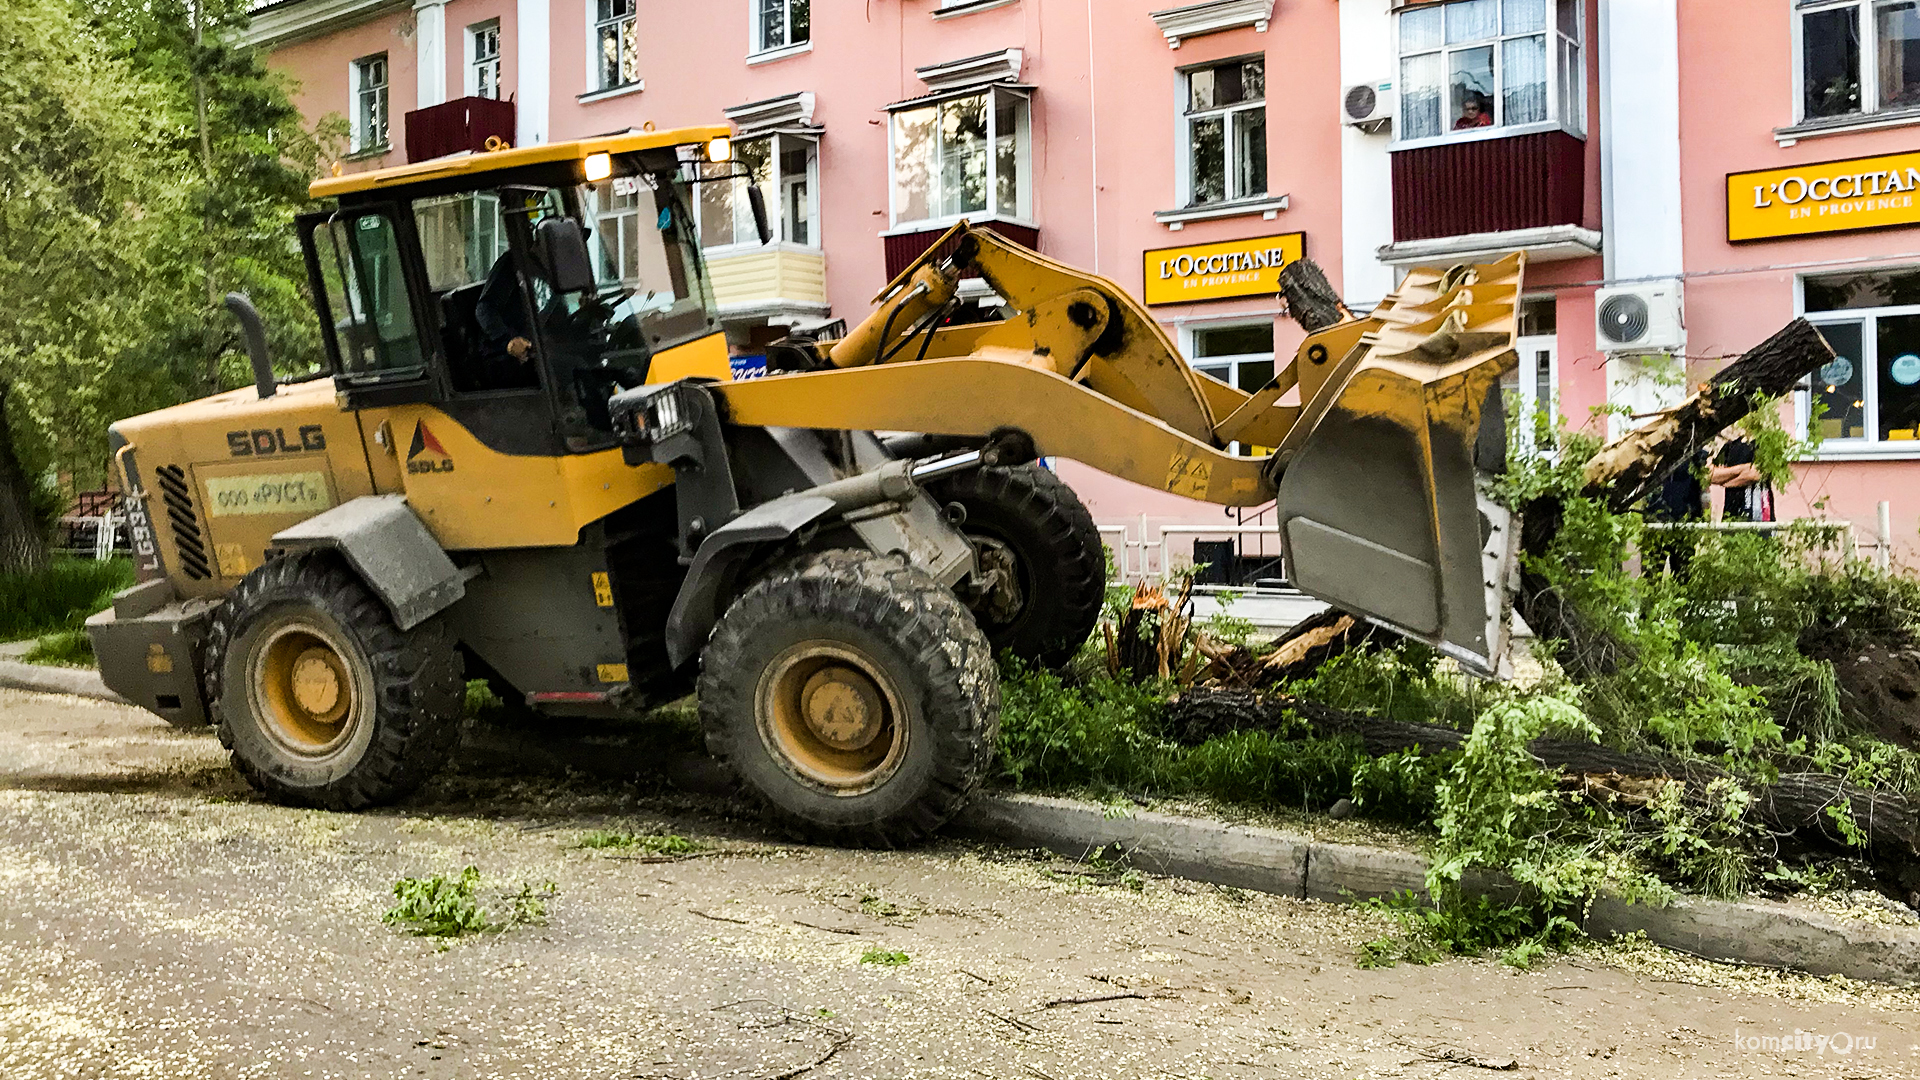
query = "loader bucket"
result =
(1268, 255, 1524, 677)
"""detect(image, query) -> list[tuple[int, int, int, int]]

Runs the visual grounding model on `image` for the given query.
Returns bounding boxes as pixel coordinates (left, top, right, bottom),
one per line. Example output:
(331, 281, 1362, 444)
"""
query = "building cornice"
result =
(914, 48, 1024, 93)
(725, 91, 818, 137)
(1148, 0, 1274, 49)
(240, 0, 410, 49)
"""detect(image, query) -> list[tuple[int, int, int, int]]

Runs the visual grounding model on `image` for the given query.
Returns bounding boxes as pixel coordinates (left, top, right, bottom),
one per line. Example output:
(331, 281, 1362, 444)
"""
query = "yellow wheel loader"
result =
(85, 126, 1525, 844)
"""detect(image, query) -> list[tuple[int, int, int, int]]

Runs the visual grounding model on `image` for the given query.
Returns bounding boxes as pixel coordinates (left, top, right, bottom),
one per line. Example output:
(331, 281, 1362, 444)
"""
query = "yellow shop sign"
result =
(1728, 151, 1920, 242)
(1143, 233, 1305, 305)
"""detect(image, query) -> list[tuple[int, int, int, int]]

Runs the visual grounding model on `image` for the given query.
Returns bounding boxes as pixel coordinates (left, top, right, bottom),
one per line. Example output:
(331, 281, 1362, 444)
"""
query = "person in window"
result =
(1454, 91, 1494, 130)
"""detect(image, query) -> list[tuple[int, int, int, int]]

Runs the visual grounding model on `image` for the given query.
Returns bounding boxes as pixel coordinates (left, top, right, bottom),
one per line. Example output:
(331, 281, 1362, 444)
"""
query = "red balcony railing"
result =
(1390, 130, 1584, 243)
(884, 220, 1040, 280)
(404, 96, 516, 164)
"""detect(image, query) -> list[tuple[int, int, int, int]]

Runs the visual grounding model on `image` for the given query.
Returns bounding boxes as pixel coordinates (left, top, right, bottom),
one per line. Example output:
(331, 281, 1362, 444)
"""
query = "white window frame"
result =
(349, 53, 390, 153)
(465, 20, 502, 99)
(750, 0, 809, 56)
(1795, 266, 1920, 456)
(694, 133, 822, 255)
(1184, 319, 1278, 456)
(1176, 55, 1268, 209)
(1391, 0, 1585, 151)
(590, 0, 640, 93)
(1792, 0, 1920, 125)
(1510, 337, 1559, 455)
(885, 86, 1033, 232)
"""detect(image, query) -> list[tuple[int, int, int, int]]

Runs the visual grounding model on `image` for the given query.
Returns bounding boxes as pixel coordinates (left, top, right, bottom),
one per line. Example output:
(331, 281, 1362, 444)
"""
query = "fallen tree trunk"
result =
(1165, 688, 1920, 889)
(1517, 318, 1835, 680)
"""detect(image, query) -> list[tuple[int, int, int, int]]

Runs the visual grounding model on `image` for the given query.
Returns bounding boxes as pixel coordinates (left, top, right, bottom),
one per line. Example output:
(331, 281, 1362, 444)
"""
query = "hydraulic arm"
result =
(720, 222, 1527, 674)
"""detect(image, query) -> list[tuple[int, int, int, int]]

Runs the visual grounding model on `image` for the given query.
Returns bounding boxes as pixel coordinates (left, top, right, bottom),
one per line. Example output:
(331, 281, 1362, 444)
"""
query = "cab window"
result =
(312, 212, 426, 382)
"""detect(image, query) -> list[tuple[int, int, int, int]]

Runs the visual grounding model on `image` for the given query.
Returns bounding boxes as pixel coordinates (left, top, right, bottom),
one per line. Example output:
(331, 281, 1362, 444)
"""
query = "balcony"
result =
(1382, 131, 1597, 264)
(707, 247, 830, 323)
(403, 96, 516, 164)
(883, 220, 1039, 280)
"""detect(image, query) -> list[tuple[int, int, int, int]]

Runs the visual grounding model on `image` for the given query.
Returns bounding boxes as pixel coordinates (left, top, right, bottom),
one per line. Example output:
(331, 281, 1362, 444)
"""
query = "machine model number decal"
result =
(204, 472, 333, 517)
(227, 425, 327, 456)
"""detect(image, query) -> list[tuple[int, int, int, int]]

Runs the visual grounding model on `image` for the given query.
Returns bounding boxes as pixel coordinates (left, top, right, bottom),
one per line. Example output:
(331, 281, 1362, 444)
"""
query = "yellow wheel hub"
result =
(758, 642, 909, 793)
(250, 620, 365, 757)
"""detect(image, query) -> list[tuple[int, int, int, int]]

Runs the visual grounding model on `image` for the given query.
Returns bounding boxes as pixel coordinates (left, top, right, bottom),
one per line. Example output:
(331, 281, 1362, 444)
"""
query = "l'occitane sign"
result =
(1143, 233, 1305, 305)
(1728, 151, 1920, 241)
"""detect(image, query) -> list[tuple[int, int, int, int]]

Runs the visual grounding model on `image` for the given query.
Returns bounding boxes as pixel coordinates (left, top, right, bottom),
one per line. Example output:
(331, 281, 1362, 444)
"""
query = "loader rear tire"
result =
(929, 464, 1104, 669)
(205, 551, 464, 810)
(699, 550, 998, 847)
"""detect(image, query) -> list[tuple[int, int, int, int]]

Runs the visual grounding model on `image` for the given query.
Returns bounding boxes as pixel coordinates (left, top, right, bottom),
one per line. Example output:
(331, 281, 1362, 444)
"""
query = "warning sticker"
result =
(204, 472, 333, 517)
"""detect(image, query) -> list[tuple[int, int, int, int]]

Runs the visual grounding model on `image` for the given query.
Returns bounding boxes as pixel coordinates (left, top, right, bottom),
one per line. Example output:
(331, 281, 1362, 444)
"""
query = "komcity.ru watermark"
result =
(1733, 1029, 1877, 1055)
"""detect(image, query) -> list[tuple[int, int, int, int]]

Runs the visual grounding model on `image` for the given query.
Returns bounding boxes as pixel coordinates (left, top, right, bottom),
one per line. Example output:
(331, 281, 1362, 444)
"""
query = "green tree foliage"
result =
(0, 0, 338, 572)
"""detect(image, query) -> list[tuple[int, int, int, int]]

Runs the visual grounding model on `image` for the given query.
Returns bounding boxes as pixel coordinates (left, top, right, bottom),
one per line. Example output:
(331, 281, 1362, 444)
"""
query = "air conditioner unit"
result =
(1594, 280, 1685, 353)
(1341, 81, 1394, 131)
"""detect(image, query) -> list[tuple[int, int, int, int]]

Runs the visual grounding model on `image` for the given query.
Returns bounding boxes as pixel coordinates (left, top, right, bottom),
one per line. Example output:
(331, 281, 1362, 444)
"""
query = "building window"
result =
(1802, 267, 1920, 446)
(754, 0, 809, 53)
(693, 134, 820, 249)
(596, 0, 640, 91)
(1396, 0, 1584, 144)
(351, 53, 389, 151)
(1505, 295, 1558, 452)
(468, 22, 502, 99)
(1182, 57, 1266, 207)
(1799, 0, 1920, 122)
(1190, 322, 1275, 456)
(890, 87, 1030, 227)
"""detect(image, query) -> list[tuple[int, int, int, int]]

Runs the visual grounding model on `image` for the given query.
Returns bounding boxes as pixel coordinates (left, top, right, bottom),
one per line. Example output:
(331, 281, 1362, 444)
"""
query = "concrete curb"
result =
(12, 675, 1918, 984)
(0, 658, 128, 704)
(955, 792, 1920, 986)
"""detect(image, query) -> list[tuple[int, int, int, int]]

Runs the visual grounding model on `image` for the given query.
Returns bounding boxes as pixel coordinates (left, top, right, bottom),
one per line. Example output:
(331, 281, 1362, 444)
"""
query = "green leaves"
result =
(384, 867, 556, 941)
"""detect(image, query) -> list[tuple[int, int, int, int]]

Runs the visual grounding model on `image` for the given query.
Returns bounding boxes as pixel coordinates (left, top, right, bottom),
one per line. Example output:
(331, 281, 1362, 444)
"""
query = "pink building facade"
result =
(243, 0, 1920, 577)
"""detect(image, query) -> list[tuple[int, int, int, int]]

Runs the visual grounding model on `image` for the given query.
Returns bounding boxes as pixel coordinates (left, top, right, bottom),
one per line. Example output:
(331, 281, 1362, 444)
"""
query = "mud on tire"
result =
(698, 549, 998, 847)
(928, 464, 1104, 669)
(204, 551, 464, 810)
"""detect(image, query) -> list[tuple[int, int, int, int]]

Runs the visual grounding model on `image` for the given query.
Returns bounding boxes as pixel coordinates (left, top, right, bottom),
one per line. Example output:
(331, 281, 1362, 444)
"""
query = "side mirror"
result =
(534, 217, 596, 294)
(746, 184, 772, 246)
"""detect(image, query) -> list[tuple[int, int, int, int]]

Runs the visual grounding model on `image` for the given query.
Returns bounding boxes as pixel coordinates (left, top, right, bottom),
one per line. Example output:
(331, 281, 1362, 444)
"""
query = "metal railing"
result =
(1642, 518, 1862, 562)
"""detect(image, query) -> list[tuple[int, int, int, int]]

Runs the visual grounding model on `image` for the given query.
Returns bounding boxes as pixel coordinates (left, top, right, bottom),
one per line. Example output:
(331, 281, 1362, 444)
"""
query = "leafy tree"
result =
(0, 0, 337, 574)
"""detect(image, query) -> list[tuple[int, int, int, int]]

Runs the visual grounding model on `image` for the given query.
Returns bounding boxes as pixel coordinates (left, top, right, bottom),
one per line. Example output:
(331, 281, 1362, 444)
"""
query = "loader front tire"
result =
(930, 464, 1104, 669)
(205, 551, 464, 810)
(699, 550, 998, 847)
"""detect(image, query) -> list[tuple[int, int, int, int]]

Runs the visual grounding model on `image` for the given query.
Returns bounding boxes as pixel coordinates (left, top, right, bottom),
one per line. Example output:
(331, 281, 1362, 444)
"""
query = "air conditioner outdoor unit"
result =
(1341, 82, 1394, 131)
(1594, 280, 1685, 353)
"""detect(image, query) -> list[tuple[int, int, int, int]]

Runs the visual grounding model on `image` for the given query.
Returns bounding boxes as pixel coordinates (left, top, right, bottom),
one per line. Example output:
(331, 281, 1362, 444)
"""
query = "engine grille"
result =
(154, 465, 210, 580)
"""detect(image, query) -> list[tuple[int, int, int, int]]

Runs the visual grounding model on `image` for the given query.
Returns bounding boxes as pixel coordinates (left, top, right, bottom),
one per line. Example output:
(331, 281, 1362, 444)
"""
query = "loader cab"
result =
(298, 135, 727, 454)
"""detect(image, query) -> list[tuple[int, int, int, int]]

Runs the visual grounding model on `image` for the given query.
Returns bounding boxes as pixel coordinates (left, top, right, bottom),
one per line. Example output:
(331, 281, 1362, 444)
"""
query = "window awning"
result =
(724, 91, 819, 138)
(884, 83, 1034, 113)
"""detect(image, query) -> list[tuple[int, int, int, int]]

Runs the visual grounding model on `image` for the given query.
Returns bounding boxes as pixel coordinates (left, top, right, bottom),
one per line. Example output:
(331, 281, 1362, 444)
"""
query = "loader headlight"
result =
(608, 381, 698, 447)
